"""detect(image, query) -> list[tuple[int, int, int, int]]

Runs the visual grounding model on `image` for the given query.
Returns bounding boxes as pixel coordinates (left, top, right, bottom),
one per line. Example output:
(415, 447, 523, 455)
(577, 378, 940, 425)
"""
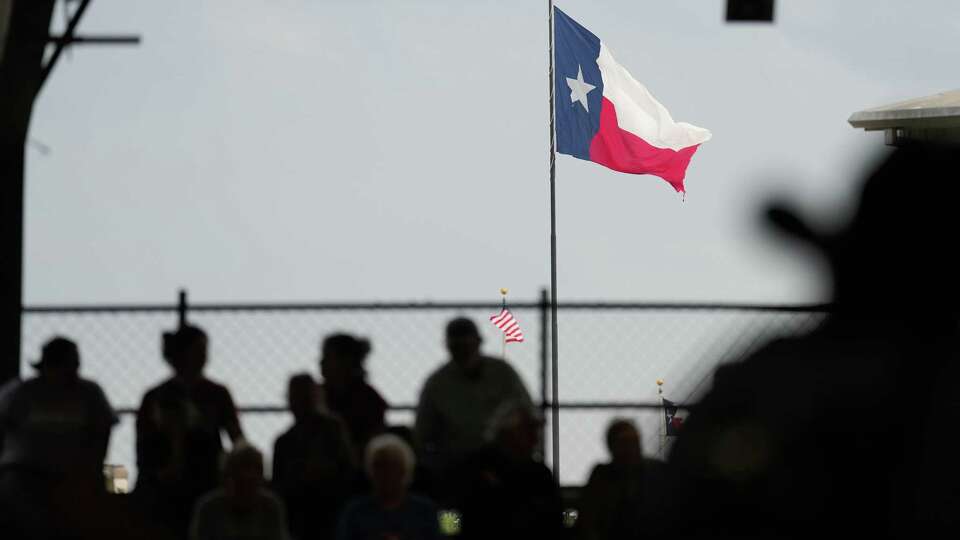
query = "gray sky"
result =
(21, 0, 960, 485)
(24, 0, 960, 305)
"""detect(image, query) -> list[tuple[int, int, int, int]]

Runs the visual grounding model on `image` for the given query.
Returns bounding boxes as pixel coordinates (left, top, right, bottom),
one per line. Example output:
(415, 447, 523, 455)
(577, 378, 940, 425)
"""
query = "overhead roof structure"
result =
(849, 90, 960, 145)
(0, 0, 11, 63)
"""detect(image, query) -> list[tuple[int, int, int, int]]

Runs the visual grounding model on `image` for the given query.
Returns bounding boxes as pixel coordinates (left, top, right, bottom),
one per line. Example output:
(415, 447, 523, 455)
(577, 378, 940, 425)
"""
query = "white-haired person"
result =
(336, 433, 440, 540)
(453, 400, 562, 540)
(190, 444, 289, 540)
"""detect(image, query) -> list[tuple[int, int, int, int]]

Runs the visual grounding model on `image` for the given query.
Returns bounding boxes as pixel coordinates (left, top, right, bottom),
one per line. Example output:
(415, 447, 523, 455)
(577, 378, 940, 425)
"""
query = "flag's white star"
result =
(566, 65, 596, 112)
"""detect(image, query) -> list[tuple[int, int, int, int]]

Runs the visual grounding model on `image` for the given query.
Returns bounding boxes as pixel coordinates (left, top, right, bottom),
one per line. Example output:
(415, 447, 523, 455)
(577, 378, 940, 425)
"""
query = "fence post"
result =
(178, 289, 188, 328)
(539, 288, 549, 460)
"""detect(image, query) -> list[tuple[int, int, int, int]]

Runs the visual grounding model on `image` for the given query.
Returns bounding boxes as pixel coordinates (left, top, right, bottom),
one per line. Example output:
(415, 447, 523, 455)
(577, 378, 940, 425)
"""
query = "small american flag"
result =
(490, 308, 525, 343)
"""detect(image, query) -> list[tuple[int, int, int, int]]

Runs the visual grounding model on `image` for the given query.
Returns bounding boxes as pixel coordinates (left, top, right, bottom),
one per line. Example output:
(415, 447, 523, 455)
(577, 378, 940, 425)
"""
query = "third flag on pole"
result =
(663, 398, 685, 437)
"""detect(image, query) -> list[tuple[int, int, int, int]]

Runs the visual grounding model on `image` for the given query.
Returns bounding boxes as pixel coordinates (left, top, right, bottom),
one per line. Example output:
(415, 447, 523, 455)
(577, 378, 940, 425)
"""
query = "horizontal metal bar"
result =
(24, 301, 835, 314)
(24, 304, 179, 314)
(113, 401, 684, 417)
(47, 34, 141, 45)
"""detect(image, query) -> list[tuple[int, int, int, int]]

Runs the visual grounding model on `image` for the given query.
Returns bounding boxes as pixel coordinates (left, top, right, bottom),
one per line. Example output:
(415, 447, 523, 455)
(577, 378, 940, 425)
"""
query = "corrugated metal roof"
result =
(849, 90, 960, 131)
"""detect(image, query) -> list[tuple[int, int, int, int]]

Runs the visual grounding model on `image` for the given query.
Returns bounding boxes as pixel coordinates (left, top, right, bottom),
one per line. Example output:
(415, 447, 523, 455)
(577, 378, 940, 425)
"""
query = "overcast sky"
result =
(23, 0, 960, 305)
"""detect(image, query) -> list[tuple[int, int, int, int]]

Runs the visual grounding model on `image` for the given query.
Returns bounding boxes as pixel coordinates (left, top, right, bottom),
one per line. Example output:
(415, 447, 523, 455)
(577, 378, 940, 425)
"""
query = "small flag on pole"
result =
(490, 308, 525, 344)
(663, 398, 685, 437)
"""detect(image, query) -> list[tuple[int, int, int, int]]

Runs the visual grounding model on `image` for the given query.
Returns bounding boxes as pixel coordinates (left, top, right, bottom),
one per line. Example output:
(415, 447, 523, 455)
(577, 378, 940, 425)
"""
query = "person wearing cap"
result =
(453, 401, 561, 540)
(0, 337, 118, 537)
(0, 336, 117, 483)
(662, 144, 960, 539)
(414, 317, 533, 494)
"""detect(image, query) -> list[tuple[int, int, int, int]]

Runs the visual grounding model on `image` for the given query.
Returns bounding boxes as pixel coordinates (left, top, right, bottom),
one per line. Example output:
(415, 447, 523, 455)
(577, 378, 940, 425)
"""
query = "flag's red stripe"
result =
(589, 97, 700, 194)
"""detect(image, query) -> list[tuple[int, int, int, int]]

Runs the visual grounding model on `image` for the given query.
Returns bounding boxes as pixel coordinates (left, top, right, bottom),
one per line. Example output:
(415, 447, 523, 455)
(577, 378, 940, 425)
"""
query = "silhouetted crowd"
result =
(3, 143, 960, 539)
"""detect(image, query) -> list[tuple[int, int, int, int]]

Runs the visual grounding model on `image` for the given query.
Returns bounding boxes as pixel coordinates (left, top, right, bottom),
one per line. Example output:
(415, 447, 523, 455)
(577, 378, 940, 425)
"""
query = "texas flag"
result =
(554, 7, 711, 193)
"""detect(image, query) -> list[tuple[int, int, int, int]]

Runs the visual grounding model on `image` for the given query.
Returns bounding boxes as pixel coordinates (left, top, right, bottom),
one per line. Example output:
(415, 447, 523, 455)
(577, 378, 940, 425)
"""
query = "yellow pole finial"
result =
(500, 288, 509, 296)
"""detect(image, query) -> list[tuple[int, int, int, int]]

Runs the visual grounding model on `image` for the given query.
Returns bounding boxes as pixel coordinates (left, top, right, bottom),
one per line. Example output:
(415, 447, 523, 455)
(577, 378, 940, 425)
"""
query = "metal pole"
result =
(178, 289, 188, 328)
(37, 0, 91, 91)
(0, 0, 57, 387)
(500, 291, 507, 359)
(539, 288, 549, 461)
(547, 0, 560, 484)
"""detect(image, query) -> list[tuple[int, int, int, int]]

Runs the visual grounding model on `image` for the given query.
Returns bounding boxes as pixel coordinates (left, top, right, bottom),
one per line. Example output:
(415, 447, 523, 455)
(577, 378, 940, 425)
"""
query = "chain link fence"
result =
(20, 292, 828, 486)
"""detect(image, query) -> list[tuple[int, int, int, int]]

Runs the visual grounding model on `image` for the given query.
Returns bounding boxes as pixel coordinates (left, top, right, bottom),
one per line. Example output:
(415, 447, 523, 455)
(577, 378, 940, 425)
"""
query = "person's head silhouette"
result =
(162, 325, 208, 381)
(287, 372, 321, 421)
(606, 418, 642, 466)
(320, 333, 370, 389)
(485, 401, 544, 461)
(446, 317, 483, 373)
(364, 434, 416, 507)
(32, 336, 81, 387)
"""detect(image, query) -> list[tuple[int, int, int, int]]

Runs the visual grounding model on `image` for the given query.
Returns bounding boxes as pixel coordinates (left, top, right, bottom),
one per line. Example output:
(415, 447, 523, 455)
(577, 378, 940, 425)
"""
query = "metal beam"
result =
(37, 0, 91, 91)
(1, 0, 58, 386)
(47, 34, 140, 45)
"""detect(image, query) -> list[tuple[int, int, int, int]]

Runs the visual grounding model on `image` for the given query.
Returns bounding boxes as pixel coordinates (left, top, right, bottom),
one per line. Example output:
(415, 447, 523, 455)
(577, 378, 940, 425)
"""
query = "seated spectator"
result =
(415, 318, 533, 495)
(453, 401, 562, 540)
(385, 425, 435, 497)
(336, 434, 439, 540)
(136, 325, 245, 538)
(273, 373, 354, 540)
(191, 444, 289, 540)
(579, 418, 666, 540)
(319, 333, 388, 461)
(0, 337, 118, 538)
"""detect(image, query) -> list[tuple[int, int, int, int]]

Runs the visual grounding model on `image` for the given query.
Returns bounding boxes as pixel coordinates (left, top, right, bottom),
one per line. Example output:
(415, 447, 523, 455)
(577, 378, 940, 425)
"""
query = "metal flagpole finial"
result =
(500, 288, 509, 296)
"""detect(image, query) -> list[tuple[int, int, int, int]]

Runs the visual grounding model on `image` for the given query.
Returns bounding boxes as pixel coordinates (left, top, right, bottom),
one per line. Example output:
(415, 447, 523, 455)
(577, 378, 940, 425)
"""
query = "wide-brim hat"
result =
(766, 143, 960, 263)
(764, 142, 960, 308)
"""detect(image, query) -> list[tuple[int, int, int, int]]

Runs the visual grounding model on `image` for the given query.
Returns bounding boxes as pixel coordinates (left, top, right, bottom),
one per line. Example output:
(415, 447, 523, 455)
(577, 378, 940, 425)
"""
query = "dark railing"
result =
(22, 289, 830, 484)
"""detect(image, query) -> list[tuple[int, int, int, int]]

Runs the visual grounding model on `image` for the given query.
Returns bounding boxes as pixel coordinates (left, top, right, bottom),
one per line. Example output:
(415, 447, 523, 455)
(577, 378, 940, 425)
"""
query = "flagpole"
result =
(657, 379, 666, 458)
(499, 288, 508, 359)
(547, 0, 561, 484)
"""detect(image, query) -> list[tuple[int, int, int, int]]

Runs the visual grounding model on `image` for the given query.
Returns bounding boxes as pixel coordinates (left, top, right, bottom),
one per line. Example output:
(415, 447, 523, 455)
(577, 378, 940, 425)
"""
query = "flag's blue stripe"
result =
(554, 7, 603, 161)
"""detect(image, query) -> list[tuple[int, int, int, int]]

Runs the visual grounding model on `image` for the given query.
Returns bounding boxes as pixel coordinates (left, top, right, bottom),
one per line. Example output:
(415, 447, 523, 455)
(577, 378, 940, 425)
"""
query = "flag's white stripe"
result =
(490, 308, 525, 343)
(596, 42, 712, 151)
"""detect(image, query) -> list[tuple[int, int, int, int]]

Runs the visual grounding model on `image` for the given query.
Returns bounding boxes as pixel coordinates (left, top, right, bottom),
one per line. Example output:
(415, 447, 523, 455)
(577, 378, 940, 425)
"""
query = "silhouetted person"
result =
(191, 444, 289, 540)
(136, 325, 245, 538)
(663, 143, 960, 539)
(415, 318, 533, 492)
(273, 373, 354, 540)
(454, 401, 561, 540)
(336, 434, 440, 540)
(0, 337, 117, 538)
(579, 419, 666, 540)
(319, 333, 387, 462)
